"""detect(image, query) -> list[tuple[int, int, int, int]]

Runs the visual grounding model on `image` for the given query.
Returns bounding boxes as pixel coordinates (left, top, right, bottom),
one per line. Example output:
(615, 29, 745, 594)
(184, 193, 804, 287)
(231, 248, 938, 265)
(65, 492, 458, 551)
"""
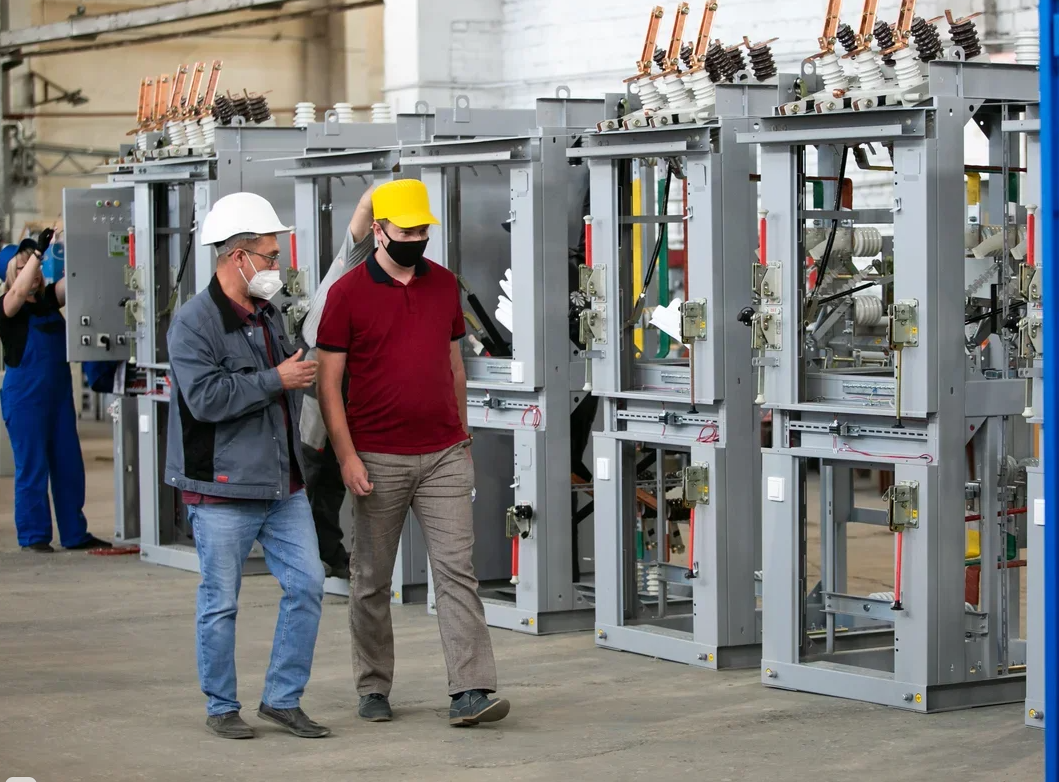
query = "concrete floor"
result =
(0, 425, 1043, 782)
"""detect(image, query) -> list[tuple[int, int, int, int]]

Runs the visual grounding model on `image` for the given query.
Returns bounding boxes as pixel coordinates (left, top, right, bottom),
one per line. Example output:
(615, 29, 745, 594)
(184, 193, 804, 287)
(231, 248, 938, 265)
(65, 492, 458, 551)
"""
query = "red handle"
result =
(892, 531, 904, 610)
(758, 213, 768, 266)
(289, 230, 298, 271)
(1027, 211, 1036, 268)
(687, 506, 695, 574)
(510, 536, 520, 585)
(128, 227, 136, 269)
(583, 216, 593, 269)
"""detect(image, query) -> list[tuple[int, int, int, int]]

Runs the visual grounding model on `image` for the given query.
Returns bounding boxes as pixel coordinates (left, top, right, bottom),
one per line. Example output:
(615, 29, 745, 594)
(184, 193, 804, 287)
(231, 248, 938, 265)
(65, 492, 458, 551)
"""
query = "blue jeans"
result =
(188, 491, 326, 716)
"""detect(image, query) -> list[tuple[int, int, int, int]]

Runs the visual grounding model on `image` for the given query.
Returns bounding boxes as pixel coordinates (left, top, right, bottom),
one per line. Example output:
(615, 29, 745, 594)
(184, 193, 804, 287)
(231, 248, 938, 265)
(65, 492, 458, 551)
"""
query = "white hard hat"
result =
(200, 192, 291, 246)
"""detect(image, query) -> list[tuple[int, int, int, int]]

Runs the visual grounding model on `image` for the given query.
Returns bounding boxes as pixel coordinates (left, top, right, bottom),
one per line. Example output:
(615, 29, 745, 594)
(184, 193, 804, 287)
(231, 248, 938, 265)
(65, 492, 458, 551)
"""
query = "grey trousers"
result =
(349, 443, 497, 697)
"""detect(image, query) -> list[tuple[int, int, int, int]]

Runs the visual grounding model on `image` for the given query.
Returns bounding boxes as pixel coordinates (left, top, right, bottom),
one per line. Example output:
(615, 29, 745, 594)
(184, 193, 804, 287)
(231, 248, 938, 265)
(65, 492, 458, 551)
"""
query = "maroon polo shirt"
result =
(316, 251, 467, 455)
(182, 296, 304, 505)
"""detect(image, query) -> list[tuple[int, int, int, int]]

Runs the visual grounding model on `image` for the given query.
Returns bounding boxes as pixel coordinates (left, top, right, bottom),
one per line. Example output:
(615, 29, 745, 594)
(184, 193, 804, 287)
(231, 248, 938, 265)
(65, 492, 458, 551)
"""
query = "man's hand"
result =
(342, 454, 373, 496)
(277, 348, 318, 390)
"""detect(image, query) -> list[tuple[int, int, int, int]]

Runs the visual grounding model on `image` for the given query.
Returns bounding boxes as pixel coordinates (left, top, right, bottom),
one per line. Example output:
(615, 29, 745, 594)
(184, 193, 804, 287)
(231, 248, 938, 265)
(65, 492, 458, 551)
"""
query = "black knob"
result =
(737, 306, 755, 327)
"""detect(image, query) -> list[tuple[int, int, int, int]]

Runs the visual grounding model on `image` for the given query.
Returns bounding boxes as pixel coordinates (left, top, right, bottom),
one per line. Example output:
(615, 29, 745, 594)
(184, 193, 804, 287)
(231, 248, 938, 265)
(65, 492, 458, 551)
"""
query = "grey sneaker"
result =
(358, 693, 393, 722)
(256, 703, 331, 738)
(206, 711, 254, 739)
(449, 690, 510, 727)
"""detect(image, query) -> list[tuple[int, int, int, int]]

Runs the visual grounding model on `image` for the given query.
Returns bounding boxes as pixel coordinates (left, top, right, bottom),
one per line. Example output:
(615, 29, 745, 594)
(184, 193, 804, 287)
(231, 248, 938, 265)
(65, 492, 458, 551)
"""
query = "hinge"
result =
(579, 264, 606, 301)
(286, 268, 307, 297)
(888, 299, 919, 348)
(1019, 313, 1043, 358)
(751, 307, 782, 350)
(680, 299, 708, 342)
(505, 503, 533, 538)
(579, 309, 605, 344)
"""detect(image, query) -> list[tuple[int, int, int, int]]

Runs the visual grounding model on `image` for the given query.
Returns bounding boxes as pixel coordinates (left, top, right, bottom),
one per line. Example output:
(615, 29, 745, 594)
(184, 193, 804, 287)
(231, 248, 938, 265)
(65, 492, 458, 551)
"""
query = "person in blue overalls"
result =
(0, 238, 111, 552)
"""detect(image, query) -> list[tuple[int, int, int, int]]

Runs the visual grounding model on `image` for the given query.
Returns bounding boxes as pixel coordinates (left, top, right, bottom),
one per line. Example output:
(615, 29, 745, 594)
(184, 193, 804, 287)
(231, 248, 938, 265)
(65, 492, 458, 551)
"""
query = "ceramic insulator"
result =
(199, 116, 217, 145)
(1015, 32, 1040, 65)
(166, 120, 187, 146)
(371, 103, 393, 123)
(333, 102, 356, 123)
(661, 73, 694, 110)
(852, 227, 883, 257)
(636, 77, 667, 112)
(183, 118, 206, 147)
(683, 69, 716, 110)
(645, 563, 660, 596)
(852, 295, 885, 326)
(816, 51, 849, 94)
(855, 53, 887, 92)
(293, 102, 317, 128)
(892, 46, 923, 89)
(135, 132, 148, 151)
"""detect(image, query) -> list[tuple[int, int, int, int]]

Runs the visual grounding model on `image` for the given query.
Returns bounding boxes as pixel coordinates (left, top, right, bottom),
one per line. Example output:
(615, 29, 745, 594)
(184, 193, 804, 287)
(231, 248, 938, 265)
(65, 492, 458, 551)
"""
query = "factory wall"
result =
(12, 1, 384, 235)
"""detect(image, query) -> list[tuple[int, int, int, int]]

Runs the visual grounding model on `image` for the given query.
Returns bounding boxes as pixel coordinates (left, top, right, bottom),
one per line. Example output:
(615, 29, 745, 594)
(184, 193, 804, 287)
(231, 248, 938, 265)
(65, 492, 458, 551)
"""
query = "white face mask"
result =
(239, 252, 284, 301)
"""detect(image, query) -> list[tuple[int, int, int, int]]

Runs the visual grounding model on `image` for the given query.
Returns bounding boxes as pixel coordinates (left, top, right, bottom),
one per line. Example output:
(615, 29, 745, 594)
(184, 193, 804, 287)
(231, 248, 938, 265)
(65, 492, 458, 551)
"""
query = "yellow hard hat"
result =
(371, 180, 440, 228)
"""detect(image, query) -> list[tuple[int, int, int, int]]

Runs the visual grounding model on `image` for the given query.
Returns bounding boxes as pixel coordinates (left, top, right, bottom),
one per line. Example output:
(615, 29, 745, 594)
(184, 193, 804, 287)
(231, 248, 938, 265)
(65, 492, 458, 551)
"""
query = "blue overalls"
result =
(0, 305, 91, 547)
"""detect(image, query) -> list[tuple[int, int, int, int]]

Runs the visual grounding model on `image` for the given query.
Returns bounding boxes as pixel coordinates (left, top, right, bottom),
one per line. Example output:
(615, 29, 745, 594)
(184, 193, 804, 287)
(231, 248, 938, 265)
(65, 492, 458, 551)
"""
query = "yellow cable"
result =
(632, 175, 643, 355)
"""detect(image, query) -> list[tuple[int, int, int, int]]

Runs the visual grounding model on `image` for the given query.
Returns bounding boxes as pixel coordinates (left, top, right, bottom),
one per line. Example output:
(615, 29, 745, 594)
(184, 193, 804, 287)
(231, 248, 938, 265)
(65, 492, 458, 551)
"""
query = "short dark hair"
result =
(214, 232, 262, 261)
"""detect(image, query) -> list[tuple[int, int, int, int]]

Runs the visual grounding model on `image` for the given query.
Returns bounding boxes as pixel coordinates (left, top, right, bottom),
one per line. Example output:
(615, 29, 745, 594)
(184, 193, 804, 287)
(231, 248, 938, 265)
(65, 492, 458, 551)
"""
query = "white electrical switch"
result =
(767, 476, 785, 502)
(596, 457, 611, 481)
(1034, 498, 1045, 527)
(139, 414, 150, 434)
(510, 361, 524, 384)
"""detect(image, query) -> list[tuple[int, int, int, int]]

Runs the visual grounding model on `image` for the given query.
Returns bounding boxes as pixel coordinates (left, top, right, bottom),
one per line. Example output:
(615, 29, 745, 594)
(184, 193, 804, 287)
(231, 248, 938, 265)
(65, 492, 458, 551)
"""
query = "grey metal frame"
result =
(577, 82, 778, 667)
(63, 125, 308, 576)
(403, 96, 611, 634)
(740, 61, 1037, 712)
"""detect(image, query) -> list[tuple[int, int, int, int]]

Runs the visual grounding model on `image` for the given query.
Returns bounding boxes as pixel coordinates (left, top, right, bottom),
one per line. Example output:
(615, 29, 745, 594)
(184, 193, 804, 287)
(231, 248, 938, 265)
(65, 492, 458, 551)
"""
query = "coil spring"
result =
(247, 94, 272, 124)
(726, 46, 747, 77)
(213, 94, 235, 125)
(910, 17, 942, 63)
(230, 95, 251, 123)
(836, 22, 858, 54)
(680, 42, 696, 70)
(949, 18, 982, 59)
(874, 20, 896, 66)
(653, 46, 667, 70)
(705, 42, 726, 82)
(747, 41, 777, 81)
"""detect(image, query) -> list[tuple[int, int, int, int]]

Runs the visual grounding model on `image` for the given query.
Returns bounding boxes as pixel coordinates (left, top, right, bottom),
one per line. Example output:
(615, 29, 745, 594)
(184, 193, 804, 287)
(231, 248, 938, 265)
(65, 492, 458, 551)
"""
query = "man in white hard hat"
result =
(164, 192, 329, 740)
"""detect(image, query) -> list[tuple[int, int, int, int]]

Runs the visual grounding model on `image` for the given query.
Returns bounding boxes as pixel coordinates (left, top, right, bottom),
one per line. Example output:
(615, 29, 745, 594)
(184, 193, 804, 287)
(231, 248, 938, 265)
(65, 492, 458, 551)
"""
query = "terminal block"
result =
(505, 503, 533, 539)
(682, 464, 710, 506)
(885, 481, 919, 532)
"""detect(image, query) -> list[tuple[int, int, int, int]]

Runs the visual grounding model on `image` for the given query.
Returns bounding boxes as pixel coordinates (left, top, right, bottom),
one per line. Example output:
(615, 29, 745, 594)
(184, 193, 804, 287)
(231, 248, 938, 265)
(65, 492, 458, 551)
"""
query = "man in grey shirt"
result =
(298, 187, 374, 578)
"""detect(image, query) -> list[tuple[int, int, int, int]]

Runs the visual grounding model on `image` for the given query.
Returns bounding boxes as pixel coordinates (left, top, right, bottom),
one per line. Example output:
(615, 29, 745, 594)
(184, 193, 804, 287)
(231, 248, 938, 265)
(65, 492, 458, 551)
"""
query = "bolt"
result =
(698, 653, 708, 661)
(597, 629, 608, 640)
(765, 668, 777, 679)
(429, 603, 436, 611)
(520, 618, 530, 626)
(903, 692, 914, 702)
(863, 603, 871, 611)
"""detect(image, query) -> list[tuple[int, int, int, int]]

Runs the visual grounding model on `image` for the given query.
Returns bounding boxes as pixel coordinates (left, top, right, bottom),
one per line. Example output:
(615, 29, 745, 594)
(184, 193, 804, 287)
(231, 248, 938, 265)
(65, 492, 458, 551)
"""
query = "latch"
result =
(885, 481, 919, 532)
(758, 263, 782, 303)
(1019, 313, 1043, 359)
(124, 266, 143, 292)
(578, 264, 606, 302)
(682, 464, 709, 506)
(1019, 263, 1041, 303)
(286, 268, 307, 297)
(579, 309, 605, 344)
(680, 300, 708, 342)
(888, 299, 919, 348)
(505, 503, 533, 539)
(124, 299, 144, 327)
(751, 308, 781, 350)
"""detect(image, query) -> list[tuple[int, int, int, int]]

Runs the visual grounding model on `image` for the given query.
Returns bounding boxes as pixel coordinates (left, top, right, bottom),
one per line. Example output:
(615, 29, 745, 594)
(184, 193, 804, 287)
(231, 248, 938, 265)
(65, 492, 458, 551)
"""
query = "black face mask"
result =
(382, 230, 428, 268)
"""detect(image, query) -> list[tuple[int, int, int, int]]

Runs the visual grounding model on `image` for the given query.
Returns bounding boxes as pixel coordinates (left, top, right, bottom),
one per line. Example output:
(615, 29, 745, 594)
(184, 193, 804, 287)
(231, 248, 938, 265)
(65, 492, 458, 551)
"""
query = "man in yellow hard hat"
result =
(316, 179, 510, 728)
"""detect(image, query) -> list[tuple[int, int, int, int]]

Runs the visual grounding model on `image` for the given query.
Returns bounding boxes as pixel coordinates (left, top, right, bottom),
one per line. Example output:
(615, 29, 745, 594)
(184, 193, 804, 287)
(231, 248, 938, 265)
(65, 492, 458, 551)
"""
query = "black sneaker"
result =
(66, 535, 113, 551)
(449, 690, 510, 727)
(358, 693, 393, 722)
(329, 562, 351, 580)
(21, 542, 54, 553)
(256, 703, 331, 738)
(206, 711, 254, 739)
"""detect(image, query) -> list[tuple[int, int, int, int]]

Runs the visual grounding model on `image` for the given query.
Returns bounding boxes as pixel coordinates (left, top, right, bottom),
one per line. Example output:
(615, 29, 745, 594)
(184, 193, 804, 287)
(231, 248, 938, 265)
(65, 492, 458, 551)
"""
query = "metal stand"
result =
(578, 82, 779, 666)
(742, 60, 1037, 712)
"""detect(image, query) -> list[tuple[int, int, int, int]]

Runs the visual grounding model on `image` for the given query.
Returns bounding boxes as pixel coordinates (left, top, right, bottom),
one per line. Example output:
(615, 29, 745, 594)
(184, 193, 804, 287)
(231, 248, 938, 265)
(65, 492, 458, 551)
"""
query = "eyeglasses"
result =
(241, 248, 282, 267)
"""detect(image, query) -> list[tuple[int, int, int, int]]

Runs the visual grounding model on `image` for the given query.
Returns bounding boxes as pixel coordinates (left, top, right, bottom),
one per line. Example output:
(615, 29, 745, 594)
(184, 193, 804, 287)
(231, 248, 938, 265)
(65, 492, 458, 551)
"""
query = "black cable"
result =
(174, 221, 196, 288)
(965, 302, 1026, 325)
(807, 146, 850, 308)
(815, 281, 876, 306)
(640, 163, 676, 294)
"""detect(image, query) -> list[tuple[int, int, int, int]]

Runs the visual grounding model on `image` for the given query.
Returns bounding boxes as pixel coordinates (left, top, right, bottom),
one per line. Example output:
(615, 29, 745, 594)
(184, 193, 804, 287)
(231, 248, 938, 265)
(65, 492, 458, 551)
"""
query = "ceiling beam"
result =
(0, 0, 287, 50)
